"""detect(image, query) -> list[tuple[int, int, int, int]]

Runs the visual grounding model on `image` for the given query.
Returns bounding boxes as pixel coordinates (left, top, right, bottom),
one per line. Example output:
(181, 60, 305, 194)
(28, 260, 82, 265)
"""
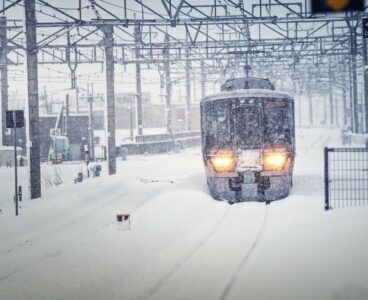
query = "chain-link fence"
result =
(324, 147, 368, 210)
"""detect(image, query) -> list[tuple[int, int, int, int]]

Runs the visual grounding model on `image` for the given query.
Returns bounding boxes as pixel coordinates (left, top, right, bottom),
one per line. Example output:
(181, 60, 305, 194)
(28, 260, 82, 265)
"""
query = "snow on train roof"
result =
(201, 88, 294, 103)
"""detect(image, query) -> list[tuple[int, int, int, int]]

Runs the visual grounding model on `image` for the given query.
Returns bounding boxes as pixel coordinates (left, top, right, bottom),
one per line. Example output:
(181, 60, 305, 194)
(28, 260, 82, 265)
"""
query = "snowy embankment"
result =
(351, 133, 368, 146)
(0, 127, 367, 300)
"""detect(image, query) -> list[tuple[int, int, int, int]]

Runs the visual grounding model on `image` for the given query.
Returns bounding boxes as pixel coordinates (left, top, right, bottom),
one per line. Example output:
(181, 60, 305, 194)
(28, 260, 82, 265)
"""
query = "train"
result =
(200, 77, 295, 203)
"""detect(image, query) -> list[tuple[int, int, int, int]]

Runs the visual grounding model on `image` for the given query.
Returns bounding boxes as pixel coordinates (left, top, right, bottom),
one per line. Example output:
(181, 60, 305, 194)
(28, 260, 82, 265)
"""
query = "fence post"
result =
(324, 147, 330, 210)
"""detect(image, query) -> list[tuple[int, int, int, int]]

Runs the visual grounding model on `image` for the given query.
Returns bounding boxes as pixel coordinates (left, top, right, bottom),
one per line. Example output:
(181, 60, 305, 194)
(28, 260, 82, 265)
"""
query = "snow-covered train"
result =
(200, 77, 295, 203)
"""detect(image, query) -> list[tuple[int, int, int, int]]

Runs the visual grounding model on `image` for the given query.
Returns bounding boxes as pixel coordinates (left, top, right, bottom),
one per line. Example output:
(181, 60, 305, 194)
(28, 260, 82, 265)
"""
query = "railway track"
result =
(145, 203, 268, 300)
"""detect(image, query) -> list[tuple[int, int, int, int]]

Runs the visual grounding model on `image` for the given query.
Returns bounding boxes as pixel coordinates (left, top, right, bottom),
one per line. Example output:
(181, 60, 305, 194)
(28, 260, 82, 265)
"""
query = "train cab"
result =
(200, 77, 295, 203)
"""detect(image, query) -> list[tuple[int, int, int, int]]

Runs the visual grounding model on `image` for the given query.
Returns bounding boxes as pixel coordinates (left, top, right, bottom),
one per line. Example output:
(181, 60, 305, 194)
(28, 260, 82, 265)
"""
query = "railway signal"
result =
(311, 0, 364, 13)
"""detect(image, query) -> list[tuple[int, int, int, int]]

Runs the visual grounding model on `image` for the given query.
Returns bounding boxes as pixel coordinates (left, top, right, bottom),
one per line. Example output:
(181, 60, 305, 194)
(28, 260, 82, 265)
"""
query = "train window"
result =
(234, 106, 262, 149)
(263, 99, 293, 148)
(202, 100, 232, 149)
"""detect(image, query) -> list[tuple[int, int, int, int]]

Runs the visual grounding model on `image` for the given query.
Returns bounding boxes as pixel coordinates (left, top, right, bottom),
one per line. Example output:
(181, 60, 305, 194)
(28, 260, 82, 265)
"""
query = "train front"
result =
(200, 78, 295, 203)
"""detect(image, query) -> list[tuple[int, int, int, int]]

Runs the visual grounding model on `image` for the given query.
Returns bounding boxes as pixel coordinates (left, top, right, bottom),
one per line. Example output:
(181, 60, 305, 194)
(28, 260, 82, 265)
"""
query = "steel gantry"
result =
(0, 0, 368, 198)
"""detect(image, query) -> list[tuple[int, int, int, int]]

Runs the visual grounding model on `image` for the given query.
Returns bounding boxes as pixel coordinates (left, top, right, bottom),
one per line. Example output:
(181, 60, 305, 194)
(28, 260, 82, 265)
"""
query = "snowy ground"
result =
(0, 127, 368, 300)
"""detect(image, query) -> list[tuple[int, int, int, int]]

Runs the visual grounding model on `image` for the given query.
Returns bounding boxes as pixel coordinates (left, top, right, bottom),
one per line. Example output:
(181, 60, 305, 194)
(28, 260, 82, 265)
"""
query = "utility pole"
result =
(185, 48, 191, 131)
(342, 62, 348, 126)
(87, 83, 95, 162)
(293, 79, 301, 125)
(335, 90, 339, 126)
(65, 94, 69, 136)
(135, 24, 143, 135)
(193, 72, 197, 104)
(333, 70, 339, 126)
(80, 84, 99, 161)
(75, 86, 80, 114)
(348, 20, 359, 133)
(129, 105, 134, 142)
(13, 111, 18, 215)
(299, 91, 302, 125)
(24, 0, 41, 199)
(66, 31, 79, 113)
(362, 18, 368, 133)
(164, 33, 172, 133)
(201, 60, 206, 100)
(0, 16, 7, 146)
(101, 25, 116, 175)
(350, 71, 355, 131)
(43, 86, 49, 114)
(328, 67, 334, 125)
(342, 85, 347, 126)
(323, 84, 327, 124)
(308, 73, 313, 125)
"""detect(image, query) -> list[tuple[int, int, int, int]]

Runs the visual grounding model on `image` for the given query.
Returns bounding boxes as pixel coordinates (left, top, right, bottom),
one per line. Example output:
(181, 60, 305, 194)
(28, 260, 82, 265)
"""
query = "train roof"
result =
(201, 88, 294, 103)
(221, 77, 275, 91)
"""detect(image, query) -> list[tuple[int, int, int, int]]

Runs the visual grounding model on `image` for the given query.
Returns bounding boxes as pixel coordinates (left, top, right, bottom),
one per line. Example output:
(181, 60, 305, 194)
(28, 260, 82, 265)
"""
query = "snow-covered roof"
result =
(201, 88, 294, 103)
(0, 146, 22, 151)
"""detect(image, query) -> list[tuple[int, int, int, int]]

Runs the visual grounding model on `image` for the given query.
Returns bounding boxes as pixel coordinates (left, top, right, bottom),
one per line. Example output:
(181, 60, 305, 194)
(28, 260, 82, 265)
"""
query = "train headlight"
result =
(209, 150, 236, 173)
(263, 152, 288, 171)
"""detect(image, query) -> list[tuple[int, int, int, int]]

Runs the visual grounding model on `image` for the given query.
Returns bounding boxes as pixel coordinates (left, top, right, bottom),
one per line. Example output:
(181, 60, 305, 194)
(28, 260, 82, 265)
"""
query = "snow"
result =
(0, 127, 367, 300)
(350, 133, 368, 146)
(227, 199, 368, 300)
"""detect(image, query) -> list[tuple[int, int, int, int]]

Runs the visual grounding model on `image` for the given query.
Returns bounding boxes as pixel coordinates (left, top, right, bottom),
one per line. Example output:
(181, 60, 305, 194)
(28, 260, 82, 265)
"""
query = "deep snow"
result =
(0, 127, 367, 300)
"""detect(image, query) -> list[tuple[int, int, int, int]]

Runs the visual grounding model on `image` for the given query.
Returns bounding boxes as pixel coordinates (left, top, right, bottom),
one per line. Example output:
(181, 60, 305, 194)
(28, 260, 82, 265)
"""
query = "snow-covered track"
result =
(141, 205, 231, 300)
(146, 203, 268, 300)
(218, 205, 268, 300)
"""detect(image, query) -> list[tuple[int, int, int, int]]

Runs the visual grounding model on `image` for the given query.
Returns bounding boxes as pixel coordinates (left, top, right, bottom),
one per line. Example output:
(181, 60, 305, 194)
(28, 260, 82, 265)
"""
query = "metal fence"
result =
(120, 131, 201, 155)
(324, 147, 368, 210)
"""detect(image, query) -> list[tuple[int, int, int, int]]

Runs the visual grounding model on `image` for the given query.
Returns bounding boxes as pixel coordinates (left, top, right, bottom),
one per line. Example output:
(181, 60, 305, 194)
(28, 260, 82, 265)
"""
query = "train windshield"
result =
(263, 100, 293, 148)
(201, 97, 294, 152)
(202, 100, 232, 150)
(234, 106, 262, 149)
